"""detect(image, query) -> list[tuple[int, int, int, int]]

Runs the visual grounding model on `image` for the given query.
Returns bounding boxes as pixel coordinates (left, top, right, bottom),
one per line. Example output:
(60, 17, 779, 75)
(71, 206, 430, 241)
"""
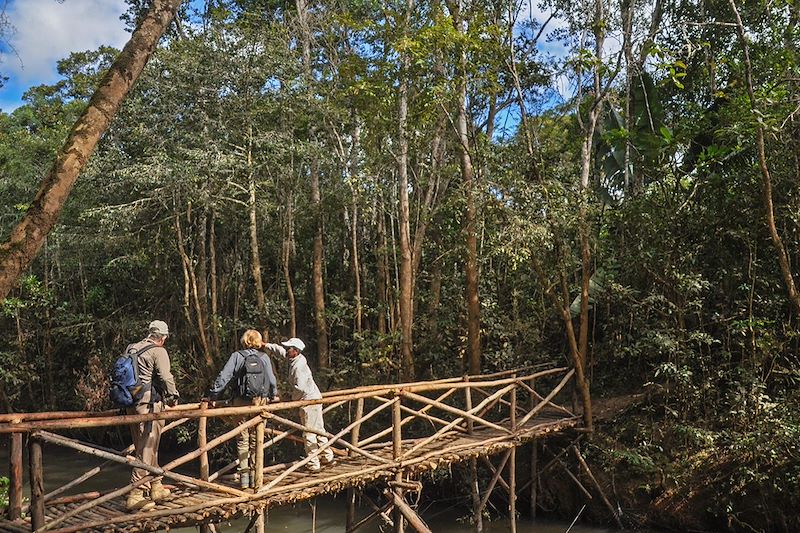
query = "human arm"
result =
(153, 347, 179, 398)
(262, 342, 287, 359)
(207, 352, 242, 400)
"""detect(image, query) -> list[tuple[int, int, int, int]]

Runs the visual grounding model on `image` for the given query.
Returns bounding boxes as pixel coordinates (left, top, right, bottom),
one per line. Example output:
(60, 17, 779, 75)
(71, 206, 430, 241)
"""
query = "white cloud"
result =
(1, 0, 129, 84)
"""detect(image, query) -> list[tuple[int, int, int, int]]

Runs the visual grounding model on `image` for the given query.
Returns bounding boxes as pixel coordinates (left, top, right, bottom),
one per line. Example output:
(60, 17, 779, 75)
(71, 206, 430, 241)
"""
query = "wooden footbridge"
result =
(0, 366, 587, 532)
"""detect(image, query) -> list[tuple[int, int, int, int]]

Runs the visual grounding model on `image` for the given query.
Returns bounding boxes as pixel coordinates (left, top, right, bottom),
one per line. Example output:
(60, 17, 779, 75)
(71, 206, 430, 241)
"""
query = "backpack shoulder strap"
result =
(127, 343, 156, 384)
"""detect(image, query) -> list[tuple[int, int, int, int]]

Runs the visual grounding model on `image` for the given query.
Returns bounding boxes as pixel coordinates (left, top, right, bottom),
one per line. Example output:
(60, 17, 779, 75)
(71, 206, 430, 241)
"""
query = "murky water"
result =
(1, 441, 616, 532)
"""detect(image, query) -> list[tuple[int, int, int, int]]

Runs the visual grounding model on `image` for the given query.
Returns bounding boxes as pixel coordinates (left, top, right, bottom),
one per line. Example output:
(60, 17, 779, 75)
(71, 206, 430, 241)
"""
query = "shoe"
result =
(305, 463, 321, 472)
(126, 488, 156, 511)
(150, 480, 171, 501)
(239, 471, 251, 489)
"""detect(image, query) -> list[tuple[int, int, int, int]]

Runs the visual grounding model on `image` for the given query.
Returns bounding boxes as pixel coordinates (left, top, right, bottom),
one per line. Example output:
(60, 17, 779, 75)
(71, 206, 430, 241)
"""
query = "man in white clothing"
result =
(262, 337, 334, 471)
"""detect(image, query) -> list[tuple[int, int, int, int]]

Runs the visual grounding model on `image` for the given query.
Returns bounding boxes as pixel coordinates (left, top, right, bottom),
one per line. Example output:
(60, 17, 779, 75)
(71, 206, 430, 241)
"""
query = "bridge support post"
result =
(530, 439, 538, 519)
(199, 401, 210, 533)
(29, 435, 45, 531)
(392, 392, 404, 533)
(8, 428, 22, 521)
(255, 411, 266, 533)
(509, 375, 517, 533)
(346, 397, 364, 530)
(464, 377, 483, 533)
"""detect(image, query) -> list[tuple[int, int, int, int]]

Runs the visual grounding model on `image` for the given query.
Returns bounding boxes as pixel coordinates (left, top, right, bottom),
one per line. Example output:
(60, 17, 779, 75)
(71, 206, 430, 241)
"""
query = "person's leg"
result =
(127, 403, 156, 510)
(147, 403, 170, 500)
(230, 397, 252, 488)
(299, 406, 321, 470)
(307, 404, 335, 464)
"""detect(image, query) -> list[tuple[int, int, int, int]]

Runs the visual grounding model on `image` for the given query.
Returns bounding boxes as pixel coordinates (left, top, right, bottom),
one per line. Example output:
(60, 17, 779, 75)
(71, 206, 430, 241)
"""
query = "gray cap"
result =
(148, 320, 169, 336)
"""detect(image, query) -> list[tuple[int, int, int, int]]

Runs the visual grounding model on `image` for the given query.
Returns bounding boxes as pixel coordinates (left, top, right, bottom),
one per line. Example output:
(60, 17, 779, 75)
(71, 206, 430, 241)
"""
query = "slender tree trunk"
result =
(296, 0, 330, 366)
(282, 191, 297, 337)
(350, 122, 363, 334)
(0, 0, 183, 300)
(397, 0, 416, 381)
(311, 161, 330, 367)
(377, 200, 389, 336)
(450, 0, 482, 375)
(247, 131, 268, 322)
(729, 0, 800, 315)
(175, 210, 214, 373)
(209, 211, 220, 355)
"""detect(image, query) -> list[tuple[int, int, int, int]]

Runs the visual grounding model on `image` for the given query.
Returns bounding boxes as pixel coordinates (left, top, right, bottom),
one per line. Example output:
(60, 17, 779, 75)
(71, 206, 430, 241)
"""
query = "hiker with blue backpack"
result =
(207, 329, 278, 489)
(115, 320, 180, 511)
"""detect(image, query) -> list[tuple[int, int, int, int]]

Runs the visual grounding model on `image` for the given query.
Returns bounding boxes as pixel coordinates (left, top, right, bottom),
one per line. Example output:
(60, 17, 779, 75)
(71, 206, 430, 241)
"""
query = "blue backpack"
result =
(110, 344, 154, 407)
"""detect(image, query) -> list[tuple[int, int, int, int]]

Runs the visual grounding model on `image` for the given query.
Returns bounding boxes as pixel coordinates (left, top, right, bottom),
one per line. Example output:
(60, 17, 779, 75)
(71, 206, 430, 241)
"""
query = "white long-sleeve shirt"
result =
(264, 343, 322, 401)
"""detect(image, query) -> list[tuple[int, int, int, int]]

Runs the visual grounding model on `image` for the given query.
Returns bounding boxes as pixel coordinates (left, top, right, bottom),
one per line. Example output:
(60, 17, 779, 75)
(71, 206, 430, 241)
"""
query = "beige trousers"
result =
(300, 404, 334, 469)
(230, 397, 266, 474)
(128, 400, 164, 486)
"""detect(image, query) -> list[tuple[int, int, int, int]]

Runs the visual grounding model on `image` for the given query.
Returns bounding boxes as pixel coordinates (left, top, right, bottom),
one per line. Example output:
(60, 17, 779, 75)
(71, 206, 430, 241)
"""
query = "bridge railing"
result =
(1, 366, 577, 533)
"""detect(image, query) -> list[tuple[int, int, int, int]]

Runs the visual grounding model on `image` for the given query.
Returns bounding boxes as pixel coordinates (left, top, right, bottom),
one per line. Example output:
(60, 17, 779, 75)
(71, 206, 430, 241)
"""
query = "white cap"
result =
(281, 337, 305, 351)
(148, 320, 169, 336)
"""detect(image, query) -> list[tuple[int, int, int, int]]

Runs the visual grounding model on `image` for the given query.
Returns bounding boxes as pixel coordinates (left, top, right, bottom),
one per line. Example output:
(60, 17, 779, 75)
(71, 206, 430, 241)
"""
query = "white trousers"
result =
(299, 404, 334, 468)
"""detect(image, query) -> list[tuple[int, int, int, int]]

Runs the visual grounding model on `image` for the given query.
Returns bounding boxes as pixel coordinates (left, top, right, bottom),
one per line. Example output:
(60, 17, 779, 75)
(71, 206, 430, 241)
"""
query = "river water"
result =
(1, 441, 616, 532)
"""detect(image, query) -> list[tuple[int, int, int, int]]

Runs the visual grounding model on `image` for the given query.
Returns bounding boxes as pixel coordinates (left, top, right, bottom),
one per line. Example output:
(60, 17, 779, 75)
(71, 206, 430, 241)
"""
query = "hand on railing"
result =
(271, 395, 281, 402)
(164, 395, 180, 408)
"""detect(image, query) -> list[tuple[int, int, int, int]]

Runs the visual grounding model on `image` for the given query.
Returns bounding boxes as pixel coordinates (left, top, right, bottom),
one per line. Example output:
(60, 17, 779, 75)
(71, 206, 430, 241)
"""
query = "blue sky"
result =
(0, 0, 130, 113)
(0, 0, 572, 115)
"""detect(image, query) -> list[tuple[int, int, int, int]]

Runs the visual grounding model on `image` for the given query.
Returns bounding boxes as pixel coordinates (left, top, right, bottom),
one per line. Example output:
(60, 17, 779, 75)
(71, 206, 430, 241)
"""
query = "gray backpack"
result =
(238, 349, 271, 399)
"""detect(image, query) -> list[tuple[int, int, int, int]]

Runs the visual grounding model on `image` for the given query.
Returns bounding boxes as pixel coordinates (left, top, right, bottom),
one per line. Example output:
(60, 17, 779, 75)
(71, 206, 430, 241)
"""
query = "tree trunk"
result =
(728, 0, 800, 316)
(376, 199, 389, 336)
(0, 0, 183, 301)
(350, 122, 363, 334)
(282, 191, 297, 337)
(296, 0, 330, 367)
(247, 132, 268, 322)
(450, 0, 481, 375)
(397, 0, 416, 381)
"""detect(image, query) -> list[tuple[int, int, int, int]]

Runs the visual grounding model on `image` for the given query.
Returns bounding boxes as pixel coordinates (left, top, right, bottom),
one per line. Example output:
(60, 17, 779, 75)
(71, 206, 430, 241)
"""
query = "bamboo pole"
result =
(509, 446, 517, 533)
(266, 412, 390, 465)
(8, 428, 22, 520)
(572, 446, 623, 529)
(347, 397, 365, 531)
(387, 490, 432, 533)
(515, 369, 575, 428)
(254, 412, 266, 533)
(480, 456, 511, 493)
(359, 388, 460, 448)
(347, 501, 393, 532)
(34, 417, 188, 508)
(199, 401, 210, 533)
(259, 399, 398, 493)
(34, 431, 248, 497)
(29, 436, 45, 531)
(531, 439, 538, 519)
(478, 449, 511, 512)
(400, 385, 516, 460)
(0, 369, 569, 434)
(517, 379, 574, 416)
(392, 392, 404, 533)
(402, 389, 513, 434)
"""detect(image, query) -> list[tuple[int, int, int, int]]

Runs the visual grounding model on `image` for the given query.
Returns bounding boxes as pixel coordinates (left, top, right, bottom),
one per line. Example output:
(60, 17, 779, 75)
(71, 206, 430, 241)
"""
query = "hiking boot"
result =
(150, 480, 171, 501)
(239, 471, 251, 490)
(126, 488, 156, 511)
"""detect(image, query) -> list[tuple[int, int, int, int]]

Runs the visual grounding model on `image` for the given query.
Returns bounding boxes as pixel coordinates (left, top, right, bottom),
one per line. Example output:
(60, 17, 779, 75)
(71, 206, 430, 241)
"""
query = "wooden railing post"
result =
(29, 434, 45, 531)
(464, 376, 482, 533)
(392, 392, 404, 533)
(509, 374, 517, 533)
(198, 401, 210, 533)
(510, 374, 517, 431)
(8, 425, 22, 521)
(254, 410, 266, 533)
(347, 397, 365, 530)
